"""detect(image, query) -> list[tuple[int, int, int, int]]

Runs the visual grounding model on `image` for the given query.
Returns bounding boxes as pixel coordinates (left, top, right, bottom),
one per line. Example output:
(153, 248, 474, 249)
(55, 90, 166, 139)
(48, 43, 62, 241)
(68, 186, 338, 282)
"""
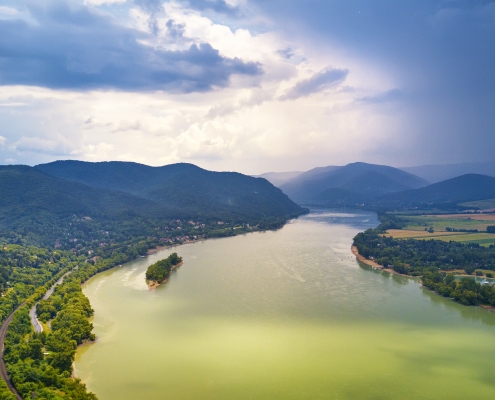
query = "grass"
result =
(460, 198, 495, 210)
(385, 229, 495, 247)
(400, 214, 495, 232)
(384, 229, 462, 239)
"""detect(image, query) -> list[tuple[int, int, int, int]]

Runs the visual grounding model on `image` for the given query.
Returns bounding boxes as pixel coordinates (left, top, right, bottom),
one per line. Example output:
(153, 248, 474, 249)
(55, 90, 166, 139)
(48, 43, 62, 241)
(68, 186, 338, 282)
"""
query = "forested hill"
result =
(35, 161, 302, 218)
(373, 174, 495, 208)
(1, 163, 305, 246)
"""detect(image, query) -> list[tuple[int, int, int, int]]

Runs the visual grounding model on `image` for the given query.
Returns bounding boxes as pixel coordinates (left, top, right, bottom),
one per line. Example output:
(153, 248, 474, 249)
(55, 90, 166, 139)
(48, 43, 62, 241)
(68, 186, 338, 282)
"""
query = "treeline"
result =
(3, 266, 98, 399)
(423, 272, 495, 307)
(0, 239, 169, 399)
(353, 229, 495, 276)
(146, 253, 182, 284)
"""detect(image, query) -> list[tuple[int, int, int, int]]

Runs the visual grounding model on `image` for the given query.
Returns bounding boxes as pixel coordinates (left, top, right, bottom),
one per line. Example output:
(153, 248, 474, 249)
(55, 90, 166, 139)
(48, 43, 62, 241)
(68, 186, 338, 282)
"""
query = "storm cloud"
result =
(281, 68, 348, 100)
(0, 1, 261, 92)
(1, 0, 494, 171)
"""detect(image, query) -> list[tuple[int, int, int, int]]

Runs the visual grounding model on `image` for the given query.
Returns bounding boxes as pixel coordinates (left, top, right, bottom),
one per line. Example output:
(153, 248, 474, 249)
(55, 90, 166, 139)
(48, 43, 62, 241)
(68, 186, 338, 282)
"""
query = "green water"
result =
(75, 210, 495, 400)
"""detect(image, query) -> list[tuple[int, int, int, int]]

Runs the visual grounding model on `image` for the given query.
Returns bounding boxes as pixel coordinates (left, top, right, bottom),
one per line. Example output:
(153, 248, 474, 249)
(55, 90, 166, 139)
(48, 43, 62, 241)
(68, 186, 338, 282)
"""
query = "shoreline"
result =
(351, 245, 412, 277)
(146, 262, 183, 290)
(146, 239, 204, 255)
(352, 245, 495, 313)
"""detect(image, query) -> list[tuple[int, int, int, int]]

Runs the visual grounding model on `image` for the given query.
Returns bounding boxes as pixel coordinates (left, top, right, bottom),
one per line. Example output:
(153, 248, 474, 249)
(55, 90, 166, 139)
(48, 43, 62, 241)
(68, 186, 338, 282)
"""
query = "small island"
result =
(146, 252, 183, 290)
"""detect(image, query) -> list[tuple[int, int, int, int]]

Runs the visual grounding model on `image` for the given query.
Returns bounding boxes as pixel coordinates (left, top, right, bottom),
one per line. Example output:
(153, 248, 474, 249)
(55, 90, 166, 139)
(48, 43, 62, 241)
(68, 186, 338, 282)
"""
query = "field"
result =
(400, 214, 495, 232)
(459, 198, 495, 210)
(386, 213, 495, 246)
(384, 230, 495, 247)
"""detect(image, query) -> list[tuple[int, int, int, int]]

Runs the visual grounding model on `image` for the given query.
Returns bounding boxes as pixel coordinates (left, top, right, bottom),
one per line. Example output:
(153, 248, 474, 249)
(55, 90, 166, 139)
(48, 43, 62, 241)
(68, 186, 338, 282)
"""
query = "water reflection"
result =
(420, 286, 495, 326)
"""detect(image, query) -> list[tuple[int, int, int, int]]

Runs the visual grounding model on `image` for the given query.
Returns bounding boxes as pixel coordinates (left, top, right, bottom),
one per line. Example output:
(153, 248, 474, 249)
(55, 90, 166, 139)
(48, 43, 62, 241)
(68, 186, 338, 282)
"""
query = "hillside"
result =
(254, 171, 303, 187)
(280, 162, 428, 204)
(374, 174, 495, 208)
(1, 162, 305, 246)
(401, 162, 495, 183)
(35, 161, 304, 220)
(0, 165, 178, 245)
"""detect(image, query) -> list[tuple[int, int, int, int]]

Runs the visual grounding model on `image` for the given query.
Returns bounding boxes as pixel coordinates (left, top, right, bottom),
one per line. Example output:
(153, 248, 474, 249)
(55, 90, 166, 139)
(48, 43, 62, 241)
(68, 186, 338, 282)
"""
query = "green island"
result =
(353, 212, 495, 309)
(145, 253, 183, 289)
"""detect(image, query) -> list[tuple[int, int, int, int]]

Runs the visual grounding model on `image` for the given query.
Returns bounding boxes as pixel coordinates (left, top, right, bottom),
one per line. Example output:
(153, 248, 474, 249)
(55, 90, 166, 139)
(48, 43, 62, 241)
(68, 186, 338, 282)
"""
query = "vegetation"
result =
(422, 272, 495, 307)
(145, 253, 182, 284)
(353, 228, 495, 276)
(0, 164, 306, 248)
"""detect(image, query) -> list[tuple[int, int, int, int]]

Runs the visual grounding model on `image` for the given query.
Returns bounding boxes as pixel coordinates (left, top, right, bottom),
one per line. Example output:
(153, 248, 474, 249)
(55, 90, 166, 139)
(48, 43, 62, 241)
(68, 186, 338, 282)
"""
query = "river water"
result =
(74, 209, 495, 400)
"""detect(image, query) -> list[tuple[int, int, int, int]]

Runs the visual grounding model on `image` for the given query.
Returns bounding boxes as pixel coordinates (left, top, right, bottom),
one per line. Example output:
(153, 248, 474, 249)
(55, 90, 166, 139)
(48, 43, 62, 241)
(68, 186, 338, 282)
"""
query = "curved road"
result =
(0, 304, 25, 400)
(29, 270, 73, 333)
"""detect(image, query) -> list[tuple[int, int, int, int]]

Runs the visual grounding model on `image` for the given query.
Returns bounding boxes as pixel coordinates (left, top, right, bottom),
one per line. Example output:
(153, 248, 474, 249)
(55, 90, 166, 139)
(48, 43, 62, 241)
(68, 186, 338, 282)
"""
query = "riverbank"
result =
(147, 240, 203, 255)
(351, 245, 411, 277)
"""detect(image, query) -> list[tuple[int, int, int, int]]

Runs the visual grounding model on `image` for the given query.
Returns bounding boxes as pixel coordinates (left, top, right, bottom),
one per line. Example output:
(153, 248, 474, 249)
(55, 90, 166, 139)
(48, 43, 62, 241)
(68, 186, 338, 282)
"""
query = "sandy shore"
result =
(351, 245, 412, 277)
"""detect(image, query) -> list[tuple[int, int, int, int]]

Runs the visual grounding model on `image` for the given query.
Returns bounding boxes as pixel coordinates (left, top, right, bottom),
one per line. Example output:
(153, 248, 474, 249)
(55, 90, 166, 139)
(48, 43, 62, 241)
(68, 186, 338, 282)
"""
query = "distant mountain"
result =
(35, 160, 304, 220)
(254, 171, 304, 187)
(401, 162, 495, 183)
(374, 174, 495, 208)
(280, 162, 428, 204)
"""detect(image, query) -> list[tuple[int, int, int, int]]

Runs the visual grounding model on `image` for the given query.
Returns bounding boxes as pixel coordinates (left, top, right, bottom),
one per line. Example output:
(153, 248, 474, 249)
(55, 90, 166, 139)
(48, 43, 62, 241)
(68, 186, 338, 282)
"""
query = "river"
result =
(74, 209, 495, 399)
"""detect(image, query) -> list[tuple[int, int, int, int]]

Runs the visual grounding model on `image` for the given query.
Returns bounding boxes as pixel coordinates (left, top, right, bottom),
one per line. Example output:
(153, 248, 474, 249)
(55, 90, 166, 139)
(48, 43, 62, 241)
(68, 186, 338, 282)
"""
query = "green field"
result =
(460, 198, 495, 210)
(385, 229, 495, 247)
(429, 233, 495, 247)
(388, 213, 495, 246)
(401, 214, 495, 232)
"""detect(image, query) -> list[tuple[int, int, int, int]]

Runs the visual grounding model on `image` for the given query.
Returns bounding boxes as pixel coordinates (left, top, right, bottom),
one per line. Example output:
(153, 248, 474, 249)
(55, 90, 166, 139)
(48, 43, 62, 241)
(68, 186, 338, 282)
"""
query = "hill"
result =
(401, 162, 495, 183)
(1, 162, 305, 246)
(279, 162, 428, 204)
(254, 171, 304, 187)
(374, 174, 495, 208)
(0, 165, 179, 245)
(35, 160, 303, 220)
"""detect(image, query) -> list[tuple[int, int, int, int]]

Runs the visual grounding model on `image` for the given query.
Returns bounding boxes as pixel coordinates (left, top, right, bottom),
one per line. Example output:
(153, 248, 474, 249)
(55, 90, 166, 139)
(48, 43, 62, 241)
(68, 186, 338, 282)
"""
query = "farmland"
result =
(459, 198, 495, 210)
(385, 213, 495, 246)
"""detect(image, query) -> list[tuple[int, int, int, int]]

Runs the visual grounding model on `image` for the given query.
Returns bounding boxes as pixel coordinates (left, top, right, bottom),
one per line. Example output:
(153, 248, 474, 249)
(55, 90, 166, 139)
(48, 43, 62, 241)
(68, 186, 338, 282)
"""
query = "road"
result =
(0, 304, 25, 400)
(0, 269, 76, 399)
(29, 270, 73, 333)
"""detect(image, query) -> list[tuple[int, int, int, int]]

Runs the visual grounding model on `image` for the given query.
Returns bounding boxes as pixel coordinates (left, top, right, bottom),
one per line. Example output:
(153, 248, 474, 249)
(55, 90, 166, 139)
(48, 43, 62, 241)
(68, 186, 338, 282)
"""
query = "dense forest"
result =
(145, 253, 182, 284)
(422, 272, 495, 307)
(0, 239, 191, 399)
(353, 228, 495, 276)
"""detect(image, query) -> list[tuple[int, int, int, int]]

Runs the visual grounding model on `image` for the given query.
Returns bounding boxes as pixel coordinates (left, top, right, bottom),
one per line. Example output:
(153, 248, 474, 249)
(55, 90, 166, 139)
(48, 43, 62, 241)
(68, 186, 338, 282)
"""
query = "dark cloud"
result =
(0, 1, 261, 92)
(252, 0, 495, 164)
(281, 68, 348, 100)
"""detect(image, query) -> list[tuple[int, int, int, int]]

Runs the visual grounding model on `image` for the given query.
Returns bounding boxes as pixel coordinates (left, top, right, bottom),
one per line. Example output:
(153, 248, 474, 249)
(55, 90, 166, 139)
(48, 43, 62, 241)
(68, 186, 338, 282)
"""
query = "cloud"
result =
(356, 89, 402, 104)
(84, 0, 127, 5)
(0, 136, 6, 146)
(0, 6, 19, 15)
(281, 67, 348, 100)
(183, 0, 242, 17)
(0, 1, 261, 92)
(11, 135, 81, 156)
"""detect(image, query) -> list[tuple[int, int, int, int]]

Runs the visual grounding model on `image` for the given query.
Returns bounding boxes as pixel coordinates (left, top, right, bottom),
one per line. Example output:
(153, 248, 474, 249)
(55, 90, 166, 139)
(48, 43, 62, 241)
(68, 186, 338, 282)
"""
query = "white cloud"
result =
(84, 0, 127, 5)
(0, 0, 410, 172)
(0, 135, 6, 146)
(0, 6, 18, 16)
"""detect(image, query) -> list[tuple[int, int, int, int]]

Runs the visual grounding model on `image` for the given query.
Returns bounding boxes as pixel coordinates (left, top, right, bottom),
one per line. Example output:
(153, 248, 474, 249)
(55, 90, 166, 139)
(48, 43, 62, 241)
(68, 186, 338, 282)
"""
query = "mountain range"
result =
(0, 161, 305, 246)
(279, 162, 428, 204)
(269, 162, 495, 209)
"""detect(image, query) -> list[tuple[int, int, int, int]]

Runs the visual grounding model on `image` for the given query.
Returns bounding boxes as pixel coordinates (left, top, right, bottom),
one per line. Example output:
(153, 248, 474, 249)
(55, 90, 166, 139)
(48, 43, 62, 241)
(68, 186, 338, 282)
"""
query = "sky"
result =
(0, 0, 494, 174)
